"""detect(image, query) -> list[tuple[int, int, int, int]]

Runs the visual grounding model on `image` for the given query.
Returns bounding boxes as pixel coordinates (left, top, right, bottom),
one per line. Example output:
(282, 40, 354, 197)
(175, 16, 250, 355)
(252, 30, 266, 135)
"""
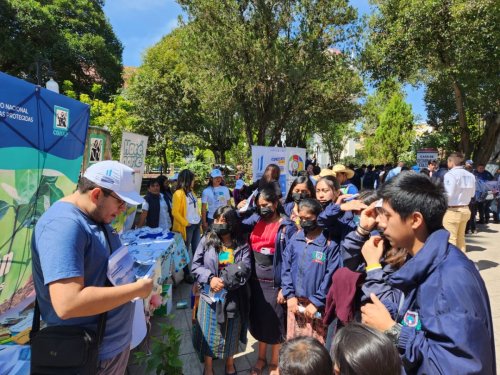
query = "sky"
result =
(103, 0, 427, 121)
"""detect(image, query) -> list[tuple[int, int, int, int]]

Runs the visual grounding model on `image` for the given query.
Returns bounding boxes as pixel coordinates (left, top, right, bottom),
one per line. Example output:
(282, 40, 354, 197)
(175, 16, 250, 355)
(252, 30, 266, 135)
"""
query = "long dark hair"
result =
(332, 323, 401, 375)
(204, 206, 243, 252)
(285, 175, 316, 203)
(258, 163, 281, 188)
(176, 169, 195, 193)
(255, 183, 284, 215)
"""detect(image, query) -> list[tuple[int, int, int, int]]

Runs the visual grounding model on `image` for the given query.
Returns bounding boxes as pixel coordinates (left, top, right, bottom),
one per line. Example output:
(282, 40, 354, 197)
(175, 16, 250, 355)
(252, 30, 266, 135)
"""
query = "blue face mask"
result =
(353, 214, 361, 226)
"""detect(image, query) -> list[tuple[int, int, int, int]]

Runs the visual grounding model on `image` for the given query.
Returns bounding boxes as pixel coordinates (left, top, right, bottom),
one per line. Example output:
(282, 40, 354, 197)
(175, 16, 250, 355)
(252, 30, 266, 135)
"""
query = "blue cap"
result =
(465, 160, 473, 165)
(412, 165, 420, 172)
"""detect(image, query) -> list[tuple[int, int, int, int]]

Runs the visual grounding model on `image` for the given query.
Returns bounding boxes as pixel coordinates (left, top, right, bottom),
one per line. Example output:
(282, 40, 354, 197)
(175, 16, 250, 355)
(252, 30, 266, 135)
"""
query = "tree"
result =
(178, 0, 363, 148)
(0, 0, 123, 99)
(316, 122, 357, 165)
(363, 0, 500, 161)
(126, 29, 202, 171)
(62, 81, 137, 159)
(364, 91, 415, 164)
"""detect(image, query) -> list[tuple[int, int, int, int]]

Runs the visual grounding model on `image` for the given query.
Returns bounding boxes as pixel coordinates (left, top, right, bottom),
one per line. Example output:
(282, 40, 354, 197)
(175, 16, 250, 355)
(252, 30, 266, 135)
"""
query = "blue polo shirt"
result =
(31, 201, 134, 360)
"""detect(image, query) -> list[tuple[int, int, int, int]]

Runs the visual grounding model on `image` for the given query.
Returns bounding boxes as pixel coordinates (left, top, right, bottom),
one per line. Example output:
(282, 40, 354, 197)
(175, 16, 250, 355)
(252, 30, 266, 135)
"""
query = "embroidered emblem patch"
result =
(312, 251, 326, 264)
(401, 310, 421, 330)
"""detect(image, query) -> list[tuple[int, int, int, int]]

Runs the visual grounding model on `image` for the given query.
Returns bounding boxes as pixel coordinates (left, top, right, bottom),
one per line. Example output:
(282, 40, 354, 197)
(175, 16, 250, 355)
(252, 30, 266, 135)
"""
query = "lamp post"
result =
(31, 59, 59, 93)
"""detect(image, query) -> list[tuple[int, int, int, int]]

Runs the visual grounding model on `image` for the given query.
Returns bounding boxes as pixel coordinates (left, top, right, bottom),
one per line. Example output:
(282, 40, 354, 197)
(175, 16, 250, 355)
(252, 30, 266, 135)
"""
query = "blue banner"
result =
(0, 72, 89, 318)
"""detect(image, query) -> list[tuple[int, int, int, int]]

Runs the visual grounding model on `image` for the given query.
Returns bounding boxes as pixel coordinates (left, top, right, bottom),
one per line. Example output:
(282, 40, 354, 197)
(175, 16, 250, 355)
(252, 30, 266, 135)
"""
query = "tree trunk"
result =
(473, 112, 500, 165)
(160, 147, 167, 175)
(451, 80, 471, 157)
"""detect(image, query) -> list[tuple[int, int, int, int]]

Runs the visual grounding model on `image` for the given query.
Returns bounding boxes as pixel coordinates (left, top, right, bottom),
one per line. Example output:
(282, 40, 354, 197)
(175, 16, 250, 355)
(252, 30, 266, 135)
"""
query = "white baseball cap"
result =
(235, 180, 245, 189)
(210, 169, 223, 178)
(83, 160, 144, 205)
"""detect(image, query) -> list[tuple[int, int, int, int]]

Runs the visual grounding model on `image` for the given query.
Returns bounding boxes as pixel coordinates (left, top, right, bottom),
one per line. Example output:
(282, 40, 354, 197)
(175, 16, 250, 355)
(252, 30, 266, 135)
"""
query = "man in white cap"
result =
(31, 160, 153, 374)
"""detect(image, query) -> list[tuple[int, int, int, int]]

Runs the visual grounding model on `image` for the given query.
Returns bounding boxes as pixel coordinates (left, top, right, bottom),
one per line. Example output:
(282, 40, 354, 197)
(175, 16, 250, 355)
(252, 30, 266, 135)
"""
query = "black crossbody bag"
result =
(30, 225, 113, 374)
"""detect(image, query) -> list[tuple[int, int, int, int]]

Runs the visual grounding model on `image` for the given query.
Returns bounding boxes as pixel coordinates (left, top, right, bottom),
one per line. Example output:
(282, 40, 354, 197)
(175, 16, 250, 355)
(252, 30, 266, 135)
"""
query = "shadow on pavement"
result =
(475, 260, 499, 271)
(467, 245, 487, 252)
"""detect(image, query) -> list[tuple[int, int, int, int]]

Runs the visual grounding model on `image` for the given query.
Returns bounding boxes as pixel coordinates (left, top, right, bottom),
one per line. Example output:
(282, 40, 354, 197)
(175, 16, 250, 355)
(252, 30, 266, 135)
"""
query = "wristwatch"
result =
(384, 323, 402, 345)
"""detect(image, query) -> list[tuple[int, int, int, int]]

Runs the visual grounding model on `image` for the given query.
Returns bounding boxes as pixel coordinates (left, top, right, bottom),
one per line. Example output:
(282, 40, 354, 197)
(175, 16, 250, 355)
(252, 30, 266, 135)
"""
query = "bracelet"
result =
(365, 263, 382, 272)
(356, 225, 371, 236)
(208, 275, 214, 284)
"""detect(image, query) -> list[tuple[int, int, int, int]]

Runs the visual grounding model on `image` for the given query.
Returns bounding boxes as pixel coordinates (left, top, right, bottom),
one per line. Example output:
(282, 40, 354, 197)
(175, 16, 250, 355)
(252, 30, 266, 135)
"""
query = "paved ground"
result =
(131, 222, 500, 375)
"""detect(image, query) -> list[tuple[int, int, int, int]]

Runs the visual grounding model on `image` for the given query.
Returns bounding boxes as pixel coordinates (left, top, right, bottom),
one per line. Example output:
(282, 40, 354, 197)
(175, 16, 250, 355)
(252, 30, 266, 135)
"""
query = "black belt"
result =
(253, 251, 274, 266)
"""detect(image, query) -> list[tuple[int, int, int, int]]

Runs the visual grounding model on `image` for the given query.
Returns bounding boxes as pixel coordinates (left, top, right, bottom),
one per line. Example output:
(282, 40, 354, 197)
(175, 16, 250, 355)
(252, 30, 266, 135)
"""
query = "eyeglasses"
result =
(101, 189, 126, 208)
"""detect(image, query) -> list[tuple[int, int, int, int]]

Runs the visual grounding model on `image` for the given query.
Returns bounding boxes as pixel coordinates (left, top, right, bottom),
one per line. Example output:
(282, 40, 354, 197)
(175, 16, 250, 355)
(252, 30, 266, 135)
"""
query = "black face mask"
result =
(292, 192, 308, 204)
(300, 219, 318, 232)
(320, 201, 330, 209)
(212, 223, 231, 236)
(258, 206, 275, 218)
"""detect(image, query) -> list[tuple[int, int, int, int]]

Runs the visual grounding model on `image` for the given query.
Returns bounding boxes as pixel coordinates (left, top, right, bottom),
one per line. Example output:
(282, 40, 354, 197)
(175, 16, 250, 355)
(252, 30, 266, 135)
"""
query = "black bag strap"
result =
(31, 225, 114, 345)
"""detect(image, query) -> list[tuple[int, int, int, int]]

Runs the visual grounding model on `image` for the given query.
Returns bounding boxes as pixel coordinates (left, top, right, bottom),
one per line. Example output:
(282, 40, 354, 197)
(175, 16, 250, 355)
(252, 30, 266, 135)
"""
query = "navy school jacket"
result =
(280, 230, 341, 308)
(346, 229, 496, 375)
(317, 202, 356, 244)
(240, 213, 298, 287)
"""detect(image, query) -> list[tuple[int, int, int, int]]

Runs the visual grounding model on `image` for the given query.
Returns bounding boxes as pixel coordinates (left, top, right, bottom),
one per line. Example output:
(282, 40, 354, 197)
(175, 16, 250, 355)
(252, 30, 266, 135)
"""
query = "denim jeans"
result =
(184, 222, 201, 275)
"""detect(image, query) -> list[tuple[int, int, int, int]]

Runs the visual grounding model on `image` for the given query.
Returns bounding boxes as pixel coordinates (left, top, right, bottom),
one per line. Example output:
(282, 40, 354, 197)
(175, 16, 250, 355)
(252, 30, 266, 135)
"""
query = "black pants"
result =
(477, 201, 491, 223)
(466, 200, 477, 232)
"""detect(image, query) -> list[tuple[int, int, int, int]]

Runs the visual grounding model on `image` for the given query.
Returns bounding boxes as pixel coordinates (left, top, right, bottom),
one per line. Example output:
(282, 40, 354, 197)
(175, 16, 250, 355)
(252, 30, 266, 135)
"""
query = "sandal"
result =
(268, 364, 279, 375)
(249, 358, 267, 375)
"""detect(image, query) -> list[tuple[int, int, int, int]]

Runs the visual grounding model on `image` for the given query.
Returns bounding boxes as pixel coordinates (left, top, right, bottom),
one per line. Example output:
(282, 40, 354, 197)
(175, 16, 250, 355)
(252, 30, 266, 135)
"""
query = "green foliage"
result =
(179, 0, 364, 148)
(0, 0, 123, 99)
(316, 122, 357, 165)
(363, 0, 500, 160)
(135, 322, 183, 375)
(364, 91, 415, 164)
(63, 82, 137, 160)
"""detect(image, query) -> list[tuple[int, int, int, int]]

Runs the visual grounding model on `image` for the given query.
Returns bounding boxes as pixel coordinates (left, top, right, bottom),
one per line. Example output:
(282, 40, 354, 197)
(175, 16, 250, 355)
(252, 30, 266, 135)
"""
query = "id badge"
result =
(260, 247, 272, 255)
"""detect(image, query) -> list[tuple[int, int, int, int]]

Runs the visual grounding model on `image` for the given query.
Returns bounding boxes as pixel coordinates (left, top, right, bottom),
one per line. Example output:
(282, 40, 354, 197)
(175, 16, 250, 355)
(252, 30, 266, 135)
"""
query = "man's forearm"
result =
(50, 279, 151, 319)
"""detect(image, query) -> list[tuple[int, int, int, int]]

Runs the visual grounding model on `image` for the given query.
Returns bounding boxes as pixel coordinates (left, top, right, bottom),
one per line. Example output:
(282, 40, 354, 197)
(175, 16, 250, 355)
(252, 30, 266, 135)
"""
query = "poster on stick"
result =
(116, 132, 149, 232)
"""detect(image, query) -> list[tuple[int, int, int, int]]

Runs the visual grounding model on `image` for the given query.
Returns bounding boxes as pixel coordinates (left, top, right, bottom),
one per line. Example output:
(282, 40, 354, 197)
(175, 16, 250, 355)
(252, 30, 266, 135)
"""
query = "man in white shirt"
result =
(442, 152, 476, 252)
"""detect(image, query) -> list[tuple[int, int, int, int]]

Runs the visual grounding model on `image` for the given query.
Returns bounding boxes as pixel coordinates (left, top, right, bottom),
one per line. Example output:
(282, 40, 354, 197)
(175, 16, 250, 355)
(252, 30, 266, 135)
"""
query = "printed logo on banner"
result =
(90, 138, 103, 163)
(288, 154, 304, 176)
(53, 105, 70, 136)
(258, 155, 264, 172)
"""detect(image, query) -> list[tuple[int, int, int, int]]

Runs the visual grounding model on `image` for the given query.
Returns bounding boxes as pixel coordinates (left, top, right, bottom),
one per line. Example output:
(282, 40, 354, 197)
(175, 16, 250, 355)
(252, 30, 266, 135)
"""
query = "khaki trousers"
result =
(443, 206, 471, 252)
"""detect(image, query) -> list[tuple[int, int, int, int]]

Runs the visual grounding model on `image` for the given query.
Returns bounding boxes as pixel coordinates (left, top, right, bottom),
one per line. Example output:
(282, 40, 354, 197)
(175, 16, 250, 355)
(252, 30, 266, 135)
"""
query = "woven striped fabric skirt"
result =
(192, 297, 243, 360)
(286, 298, 327, 345)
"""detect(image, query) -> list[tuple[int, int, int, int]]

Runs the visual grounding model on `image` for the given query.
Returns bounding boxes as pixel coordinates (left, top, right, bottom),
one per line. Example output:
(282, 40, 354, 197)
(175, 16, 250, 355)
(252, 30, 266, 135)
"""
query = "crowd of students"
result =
(138, 159, 496, 375)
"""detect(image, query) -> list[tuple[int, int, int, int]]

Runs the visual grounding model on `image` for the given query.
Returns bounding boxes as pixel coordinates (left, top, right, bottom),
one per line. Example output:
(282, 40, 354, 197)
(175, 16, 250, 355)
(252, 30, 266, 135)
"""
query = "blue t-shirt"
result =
(31, 201, 134, 360)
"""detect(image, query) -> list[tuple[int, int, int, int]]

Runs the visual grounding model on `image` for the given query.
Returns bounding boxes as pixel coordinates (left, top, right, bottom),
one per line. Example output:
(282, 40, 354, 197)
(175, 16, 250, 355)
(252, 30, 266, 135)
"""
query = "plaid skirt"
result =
(286, 298, 327, 345)
(192, 297, 243, 360)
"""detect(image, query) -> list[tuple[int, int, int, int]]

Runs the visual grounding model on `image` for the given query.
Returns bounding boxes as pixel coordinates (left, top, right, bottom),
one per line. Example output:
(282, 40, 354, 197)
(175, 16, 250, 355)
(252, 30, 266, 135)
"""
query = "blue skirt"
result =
(192, 297, 244, 360)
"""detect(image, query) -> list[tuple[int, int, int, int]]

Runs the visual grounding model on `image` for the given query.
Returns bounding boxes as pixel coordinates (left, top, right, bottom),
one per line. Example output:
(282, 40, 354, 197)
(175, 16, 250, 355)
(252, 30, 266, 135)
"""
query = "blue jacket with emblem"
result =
(365, 229, 496, 375)
(317, 202, 356, 244)
(281, 230, 341, 308)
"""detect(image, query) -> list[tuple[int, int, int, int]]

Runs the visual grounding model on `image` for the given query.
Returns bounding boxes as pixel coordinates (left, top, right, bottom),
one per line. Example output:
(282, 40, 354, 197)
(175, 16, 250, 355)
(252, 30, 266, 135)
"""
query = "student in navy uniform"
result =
(316, 176, 360, 244)
(358, 172, 495, 374)
(283, 175, 316, 227)
(281, 198, 341, 345)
